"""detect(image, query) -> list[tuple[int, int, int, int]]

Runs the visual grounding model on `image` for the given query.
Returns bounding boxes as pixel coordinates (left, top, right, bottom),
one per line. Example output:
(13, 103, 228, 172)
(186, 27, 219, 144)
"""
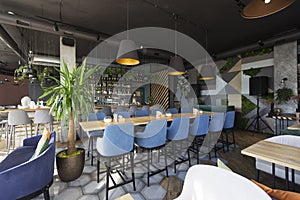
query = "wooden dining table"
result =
(79, 112, 213, 132)
(241, 140, 300, 190)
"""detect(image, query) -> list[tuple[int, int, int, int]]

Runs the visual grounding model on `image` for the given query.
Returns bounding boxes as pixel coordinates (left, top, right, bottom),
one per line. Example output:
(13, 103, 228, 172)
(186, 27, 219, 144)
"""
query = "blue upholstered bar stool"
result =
(222, 111, 236, 151)
(114, 111, 130, 118)
(134, 110, 149, 117)
(128, 105, 137, 117)
(167, 116, 190, 173)
(135, 119, 168, 186)
(95, 111, 106, 120)
(188, 114, 210, 164)
(208, 112, 225, 158)
(96, 123, 135, 200)
(87, 113, 104, 165)
(167, 108, 178, 114)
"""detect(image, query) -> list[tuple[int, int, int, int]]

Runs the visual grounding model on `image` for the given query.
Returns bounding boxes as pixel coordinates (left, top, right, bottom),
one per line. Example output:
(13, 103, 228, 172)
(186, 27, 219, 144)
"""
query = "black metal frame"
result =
(246, 96, 273, 133)
(97, 152, 136, 200)
(167, 139, 191, 173)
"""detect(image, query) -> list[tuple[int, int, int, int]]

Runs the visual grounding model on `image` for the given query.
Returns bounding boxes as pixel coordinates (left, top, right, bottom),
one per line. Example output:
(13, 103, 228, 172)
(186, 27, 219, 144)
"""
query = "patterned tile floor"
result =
(29, 144, 224, 200)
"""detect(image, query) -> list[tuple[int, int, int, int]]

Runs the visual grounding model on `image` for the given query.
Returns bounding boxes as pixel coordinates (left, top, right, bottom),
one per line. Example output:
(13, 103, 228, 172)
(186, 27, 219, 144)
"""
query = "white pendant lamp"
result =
(168, 18, 185, 75)
(242, 0, 295, 19)
(116, 0, 139, 66)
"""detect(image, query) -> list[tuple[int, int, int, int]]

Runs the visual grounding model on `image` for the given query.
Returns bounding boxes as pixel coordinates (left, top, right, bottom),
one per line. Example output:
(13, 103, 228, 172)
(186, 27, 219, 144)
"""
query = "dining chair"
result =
(7, 110, 32, 152)
(180, 107, 192, 113)
(167, 116, 190, 173)
(100, 107, 112, 116)
(95, 111, 106, 120)
(33, 109, 53, 136)
(116, 105, 127, 112)
(188, 114, 210, 164)
(96, 123, 135, 200)
(222, 111, 236, 151)
(87, 113, 104, 165)
(134, 110, 149, 117)
(135, 119, 168, 186)
(128, 105, 137, 117)
(167, 108, 178, 114)
(115, 111, 130, 118)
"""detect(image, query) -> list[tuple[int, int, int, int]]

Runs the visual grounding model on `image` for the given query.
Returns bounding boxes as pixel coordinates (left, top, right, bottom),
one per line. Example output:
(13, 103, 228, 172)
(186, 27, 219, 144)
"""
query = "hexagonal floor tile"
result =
(82, 180, 105, 194)
(68, 174, 91, 187)
(54, 187, 82, 200)
(141, 184, 167, 200)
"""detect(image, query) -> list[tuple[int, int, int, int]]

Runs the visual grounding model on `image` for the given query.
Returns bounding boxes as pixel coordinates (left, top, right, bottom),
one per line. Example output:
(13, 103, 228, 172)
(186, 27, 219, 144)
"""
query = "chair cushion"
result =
(251, 179, 300, 200)
(0, 146, 35, 172)
(30, 128, 50, 160)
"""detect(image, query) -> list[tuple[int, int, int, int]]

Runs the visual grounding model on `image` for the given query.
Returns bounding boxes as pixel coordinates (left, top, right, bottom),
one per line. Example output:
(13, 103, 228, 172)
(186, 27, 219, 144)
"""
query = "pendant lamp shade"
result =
(168, 56, 185, 75)
(242, 0, 295, 19)
(116, 39, 140, 65)
(199, 64, 215, 81)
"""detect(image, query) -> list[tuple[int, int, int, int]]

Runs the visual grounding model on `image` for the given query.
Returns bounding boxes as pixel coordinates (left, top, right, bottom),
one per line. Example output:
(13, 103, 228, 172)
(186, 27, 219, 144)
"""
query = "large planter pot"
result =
(56, 148, 85, 182)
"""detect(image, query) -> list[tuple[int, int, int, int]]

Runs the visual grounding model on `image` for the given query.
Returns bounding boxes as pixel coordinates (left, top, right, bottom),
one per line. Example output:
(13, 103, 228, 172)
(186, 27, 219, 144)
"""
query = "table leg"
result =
(292, 169, 295, 191)
(285, 167, 289, 190)
(272, 163, 275, 188)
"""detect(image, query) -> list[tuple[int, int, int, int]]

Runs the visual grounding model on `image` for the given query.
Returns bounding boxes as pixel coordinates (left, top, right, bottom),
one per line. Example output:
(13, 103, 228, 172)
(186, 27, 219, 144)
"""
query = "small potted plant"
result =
(40, 59, 96, 182)
(275, 87, 294, 104)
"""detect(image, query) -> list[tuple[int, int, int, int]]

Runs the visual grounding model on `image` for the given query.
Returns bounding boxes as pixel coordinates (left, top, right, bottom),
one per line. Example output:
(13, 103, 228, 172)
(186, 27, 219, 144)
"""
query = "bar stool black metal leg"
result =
(272, 163, 275, 188)
(285, 167, 289, 190)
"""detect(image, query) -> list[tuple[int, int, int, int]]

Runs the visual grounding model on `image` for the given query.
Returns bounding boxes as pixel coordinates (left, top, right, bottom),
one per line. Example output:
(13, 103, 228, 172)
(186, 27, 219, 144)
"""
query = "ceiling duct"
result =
(32, 54, 60, 67)
(0, 12, 118, 45)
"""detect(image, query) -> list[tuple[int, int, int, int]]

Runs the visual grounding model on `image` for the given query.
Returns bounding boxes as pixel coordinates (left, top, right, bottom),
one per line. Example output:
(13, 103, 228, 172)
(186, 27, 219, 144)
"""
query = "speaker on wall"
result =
(249, 76, 268, 96)
(62, 37, 75, 47)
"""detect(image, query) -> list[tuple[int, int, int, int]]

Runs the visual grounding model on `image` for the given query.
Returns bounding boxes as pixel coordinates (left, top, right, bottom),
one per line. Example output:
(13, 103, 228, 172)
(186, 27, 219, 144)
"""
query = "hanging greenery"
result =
(275, 87, 294, 104)
(241, 47, 273, 58)
(243, 67, 261, 77)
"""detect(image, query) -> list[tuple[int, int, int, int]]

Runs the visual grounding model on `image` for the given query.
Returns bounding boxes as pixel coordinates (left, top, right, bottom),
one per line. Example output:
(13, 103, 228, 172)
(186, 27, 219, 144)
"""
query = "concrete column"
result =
(274, 41, 297, 113)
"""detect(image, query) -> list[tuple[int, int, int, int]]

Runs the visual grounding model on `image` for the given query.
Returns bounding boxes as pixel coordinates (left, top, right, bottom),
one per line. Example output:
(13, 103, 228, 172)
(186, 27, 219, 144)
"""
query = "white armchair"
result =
(256, 135, 300, 185)
(175, 165, 271, 200)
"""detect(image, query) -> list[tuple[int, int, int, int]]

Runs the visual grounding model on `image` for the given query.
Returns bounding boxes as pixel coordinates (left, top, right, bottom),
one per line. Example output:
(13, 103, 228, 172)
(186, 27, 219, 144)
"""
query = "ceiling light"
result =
(116, 0, 139, 66)
(199, 64, 215, 81)
(116, 39, 140, 65)
(264, 0, 271, 4)
(168, 56, 185, 75)
(242, 0, 295, 19)
(7, 11, 14, 15)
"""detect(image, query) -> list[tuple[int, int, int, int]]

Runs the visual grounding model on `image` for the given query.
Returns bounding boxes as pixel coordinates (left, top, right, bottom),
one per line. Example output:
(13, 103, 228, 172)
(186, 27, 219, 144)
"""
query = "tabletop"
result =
(79, 112, 213, 132)
(241, 140, 300, 171)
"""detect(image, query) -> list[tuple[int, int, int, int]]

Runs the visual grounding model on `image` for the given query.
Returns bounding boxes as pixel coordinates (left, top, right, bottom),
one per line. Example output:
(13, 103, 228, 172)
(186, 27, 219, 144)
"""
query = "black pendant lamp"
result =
(168, 17, 185, 75)
(242, 0, 295, 19)
(116, 0, 139, 66)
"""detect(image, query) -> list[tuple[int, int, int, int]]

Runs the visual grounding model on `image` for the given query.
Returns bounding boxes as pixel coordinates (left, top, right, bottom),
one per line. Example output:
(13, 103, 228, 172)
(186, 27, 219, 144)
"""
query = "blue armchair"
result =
(0, 131, 56, 200)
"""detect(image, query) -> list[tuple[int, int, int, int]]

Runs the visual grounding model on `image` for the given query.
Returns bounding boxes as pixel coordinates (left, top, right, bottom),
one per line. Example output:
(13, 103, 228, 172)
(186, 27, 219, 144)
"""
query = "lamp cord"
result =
(205, 29, 208, 65)
(126, 0, 129, 40)
(174, 14, 178, 56)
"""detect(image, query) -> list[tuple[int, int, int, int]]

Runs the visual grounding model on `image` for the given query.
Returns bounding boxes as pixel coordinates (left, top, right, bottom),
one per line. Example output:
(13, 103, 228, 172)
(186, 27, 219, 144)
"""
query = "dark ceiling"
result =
(0, 0, 300, 74)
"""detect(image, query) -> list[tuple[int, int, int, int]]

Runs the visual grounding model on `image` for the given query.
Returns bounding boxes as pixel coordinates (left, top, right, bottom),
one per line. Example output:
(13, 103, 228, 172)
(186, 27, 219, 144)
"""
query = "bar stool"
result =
(87, 113, 104, 165)
(33, 109, 53, 135)
(135, 119, 168, 186)
(96, 123, 135, 200)
(222, 111, 236, 151)
(134, 110, 149, 117)
(7, 110, 32, 152)
(188, 114, 210, 164)
(167, 116, 190, 173)
(128, 105, 137, 117)
(167, 108, 178, 114)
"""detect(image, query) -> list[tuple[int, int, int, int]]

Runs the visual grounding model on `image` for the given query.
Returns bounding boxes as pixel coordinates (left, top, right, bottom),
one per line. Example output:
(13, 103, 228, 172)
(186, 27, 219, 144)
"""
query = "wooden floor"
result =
(162, 129, 300, 199)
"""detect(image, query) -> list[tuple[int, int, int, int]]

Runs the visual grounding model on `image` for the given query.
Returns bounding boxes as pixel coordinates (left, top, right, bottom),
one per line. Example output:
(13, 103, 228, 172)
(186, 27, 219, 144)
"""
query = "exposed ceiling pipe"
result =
(0, 12, 118, 46)
(0, 24, 26, 62)
(214, 29, 300, 60)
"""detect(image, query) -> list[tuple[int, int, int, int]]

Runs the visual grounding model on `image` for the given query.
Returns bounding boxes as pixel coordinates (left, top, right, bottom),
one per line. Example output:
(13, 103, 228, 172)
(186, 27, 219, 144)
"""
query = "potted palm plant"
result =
(40, 59, 96, 182)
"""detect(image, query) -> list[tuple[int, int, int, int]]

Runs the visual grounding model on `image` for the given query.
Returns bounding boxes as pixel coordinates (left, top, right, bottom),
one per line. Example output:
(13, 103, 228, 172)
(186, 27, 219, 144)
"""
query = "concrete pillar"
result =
(274, 41, 297, 113)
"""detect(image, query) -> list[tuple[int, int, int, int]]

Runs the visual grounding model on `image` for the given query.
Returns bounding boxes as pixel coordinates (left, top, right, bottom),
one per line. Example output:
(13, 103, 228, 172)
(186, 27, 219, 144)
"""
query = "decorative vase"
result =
(56, 148, 85, 182)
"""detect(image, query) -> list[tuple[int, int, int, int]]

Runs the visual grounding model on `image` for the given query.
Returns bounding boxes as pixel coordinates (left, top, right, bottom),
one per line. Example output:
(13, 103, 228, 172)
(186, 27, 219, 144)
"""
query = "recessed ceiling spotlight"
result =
(7, 11, 14, 15)
(264, 0, 271, 4)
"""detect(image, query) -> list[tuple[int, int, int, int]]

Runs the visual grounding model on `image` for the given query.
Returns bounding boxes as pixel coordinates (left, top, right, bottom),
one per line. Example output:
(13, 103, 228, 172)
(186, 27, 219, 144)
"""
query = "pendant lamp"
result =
(116, 0, 139, 66)
(168, 55, 185, 75)
(168, 17, 185, 75)
(116, 39, 140, 65)
(199, 29, 215, 81)
(242, 0, 295, 19)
